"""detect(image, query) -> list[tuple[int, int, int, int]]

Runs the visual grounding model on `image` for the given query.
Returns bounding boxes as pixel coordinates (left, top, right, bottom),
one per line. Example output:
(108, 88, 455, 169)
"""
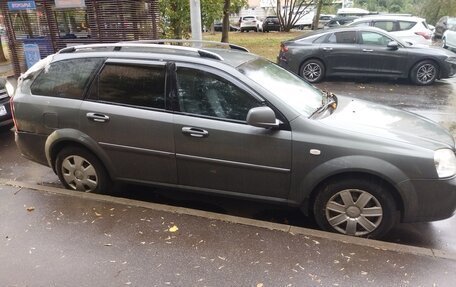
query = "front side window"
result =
(176, 68, 262, 121)
(94, 64, 165, 109)
(327, 31, 357, 44)
(360, 31, 392, 46)
(31, 58, 103, 99)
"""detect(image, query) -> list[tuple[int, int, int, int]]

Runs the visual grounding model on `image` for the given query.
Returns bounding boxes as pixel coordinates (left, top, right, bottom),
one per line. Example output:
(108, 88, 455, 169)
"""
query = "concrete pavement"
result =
(1, 180, 455, 287)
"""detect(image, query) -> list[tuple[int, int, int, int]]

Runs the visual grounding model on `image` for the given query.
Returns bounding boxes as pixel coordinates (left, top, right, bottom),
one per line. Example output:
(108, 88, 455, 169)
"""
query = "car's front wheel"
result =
(300, 59, 325, 83)
(55, 146, 111, 193)
(313, 178, 398, 239)
(410, 60, 438, 85)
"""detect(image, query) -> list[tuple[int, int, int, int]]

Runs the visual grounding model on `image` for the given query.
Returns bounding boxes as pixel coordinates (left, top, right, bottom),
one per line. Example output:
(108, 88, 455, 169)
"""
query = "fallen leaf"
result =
(95, 212, 102, 217)
(168, 225, 179, 232)
(257, 284, 264, 287)
(26, 207, 35, 212)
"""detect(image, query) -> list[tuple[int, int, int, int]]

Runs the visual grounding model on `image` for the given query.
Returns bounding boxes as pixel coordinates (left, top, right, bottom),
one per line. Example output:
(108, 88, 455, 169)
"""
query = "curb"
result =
(2, 178, 456, 261)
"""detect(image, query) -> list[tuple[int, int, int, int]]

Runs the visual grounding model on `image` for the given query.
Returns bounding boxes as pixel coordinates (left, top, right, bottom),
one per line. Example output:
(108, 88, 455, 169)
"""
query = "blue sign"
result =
(8, 1, 36, 11)
(24, 44, 41, 69)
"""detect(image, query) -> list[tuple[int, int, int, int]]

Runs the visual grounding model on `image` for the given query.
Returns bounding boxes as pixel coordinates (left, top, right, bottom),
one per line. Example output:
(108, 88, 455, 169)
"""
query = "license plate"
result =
(0, 105, 6, 116)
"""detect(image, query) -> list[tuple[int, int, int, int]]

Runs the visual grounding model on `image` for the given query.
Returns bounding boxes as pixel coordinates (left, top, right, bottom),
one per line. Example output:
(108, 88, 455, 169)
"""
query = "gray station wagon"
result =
(11, 41, 456, 239)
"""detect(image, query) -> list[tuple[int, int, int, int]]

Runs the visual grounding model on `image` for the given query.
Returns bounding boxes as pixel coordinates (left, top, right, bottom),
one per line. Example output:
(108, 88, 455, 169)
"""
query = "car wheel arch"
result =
(45, 129, 115, 179)
(295, 156, 409, 220)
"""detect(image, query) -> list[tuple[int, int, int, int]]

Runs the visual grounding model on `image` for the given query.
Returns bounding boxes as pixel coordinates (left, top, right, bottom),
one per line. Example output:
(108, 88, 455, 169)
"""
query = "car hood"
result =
(319, 96, 455, 149)
(406, 44, 455, 57)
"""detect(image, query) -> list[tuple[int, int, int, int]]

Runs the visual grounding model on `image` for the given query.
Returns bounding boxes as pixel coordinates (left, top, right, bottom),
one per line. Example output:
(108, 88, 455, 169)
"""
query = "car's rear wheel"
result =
(313, 178, 397, 239)
(56, 146, 111, 193)
(300, 59, 325, 83)
(410, 60, 438, 86)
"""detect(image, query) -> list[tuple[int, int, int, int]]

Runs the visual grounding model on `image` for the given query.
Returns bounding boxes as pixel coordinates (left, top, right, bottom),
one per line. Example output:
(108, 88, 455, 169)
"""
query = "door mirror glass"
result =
(387, 41, 399, 50)
(246, 106, 280, 129)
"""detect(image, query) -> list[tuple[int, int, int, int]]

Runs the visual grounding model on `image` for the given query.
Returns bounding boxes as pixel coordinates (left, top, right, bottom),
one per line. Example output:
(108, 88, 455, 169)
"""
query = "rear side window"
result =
(93, 64, 165, 109)
(327, 31, 357, 44)
(373, 21, 395, 32)
(398, 21, 416, 30)
(31, 58, 103, 99)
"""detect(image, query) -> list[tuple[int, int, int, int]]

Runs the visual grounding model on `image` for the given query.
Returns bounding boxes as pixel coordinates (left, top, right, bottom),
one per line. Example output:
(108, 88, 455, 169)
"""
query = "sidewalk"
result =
(1, 180, 455, 287)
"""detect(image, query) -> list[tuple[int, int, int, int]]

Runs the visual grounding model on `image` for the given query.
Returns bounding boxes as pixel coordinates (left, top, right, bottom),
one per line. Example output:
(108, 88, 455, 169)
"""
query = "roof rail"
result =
(122, 39, 250, 53)
(57, 42, 227, 61)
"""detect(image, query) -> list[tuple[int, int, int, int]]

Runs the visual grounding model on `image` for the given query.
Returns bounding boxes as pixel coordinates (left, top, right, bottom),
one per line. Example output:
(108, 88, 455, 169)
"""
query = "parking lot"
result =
(1, 75, 455, 254)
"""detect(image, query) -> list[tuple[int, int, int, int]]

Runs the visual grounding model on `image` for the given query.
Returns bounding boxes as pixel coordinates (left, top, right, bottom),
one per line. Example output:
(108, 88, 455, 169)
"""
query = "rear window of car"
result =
(31, 58, 103, 99)
(327, 31, 357, 44)
(243, 17, 255, 20)
(398, 21, 416, 30)
(92, 63, 166, 109)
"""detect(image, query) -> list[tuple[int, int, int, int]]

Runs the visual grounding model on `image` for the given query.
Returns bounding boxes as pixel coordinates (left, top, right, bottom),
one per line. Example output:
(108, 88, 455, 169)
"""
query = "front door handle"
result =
(87, 112, 110, 123)
(322, 47, 333, 51)
(182, 127, 209, 138)
(362, 49, 374, 52)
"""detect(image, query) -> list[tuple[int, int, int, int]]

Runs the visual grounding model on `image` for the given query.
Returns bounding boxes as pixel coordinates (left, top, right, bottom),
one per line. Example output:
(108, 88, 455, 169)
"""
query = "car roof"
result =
(353, 15, 425, 22)
(51, 42, 259, 69)
(290, 26, 399, 42)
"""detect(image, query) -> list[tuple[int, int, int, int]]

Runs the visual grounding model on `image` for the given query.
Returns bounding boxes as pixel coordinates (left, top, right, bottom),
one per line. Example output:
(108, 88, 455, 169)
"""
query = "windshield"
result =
(238, 58, 323, 117)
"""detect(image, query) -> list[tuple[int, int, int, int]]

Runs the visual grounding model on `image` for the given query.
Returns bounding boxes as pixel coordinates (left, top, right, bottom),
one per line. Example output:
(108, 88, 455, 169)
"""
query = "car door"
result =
(172, 64, 292, 200)
(357, 30, 408, 77)
(79, 59, 177, 184)
(320, 30, 368, 76)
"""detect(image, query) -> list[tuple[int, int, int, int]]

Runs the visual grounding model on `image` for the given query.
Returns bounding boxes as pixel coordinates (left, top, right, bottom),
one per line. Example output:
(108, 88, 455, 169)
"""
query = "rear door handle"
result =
(86, 112, 110, 123)
(362, 49, 374, 52)
(182, 127, 209, 138)
(322, 47, 333, 51)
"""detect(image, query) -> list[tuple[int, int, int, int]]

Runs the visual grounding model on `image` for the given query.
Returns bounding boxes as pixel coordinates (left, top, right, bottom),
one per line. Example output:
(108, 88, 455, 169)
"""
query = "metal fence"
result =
(1, 0, 159, 77)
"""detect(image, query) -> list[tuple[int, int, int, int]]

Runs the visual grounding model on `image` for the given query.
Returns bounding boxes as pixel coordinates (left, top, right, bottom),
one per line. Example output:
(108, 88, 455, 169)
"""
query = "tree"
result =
(221, 0, 231, 42)
(276, 0, 316, 32)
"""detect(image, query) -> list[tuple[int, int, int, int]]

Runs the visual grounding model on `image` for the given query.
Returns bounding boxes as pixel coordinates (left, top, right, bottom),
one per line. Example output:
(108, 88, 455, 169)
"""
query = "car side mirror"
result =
(387, 41, 399, 50)
(246, 106, 280, 129)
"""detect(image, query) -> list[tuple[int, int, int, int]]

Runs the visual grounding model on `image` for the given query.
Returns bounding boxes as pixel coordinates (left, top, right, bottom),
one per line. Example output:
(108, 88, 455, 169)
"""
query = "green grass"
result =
(203, 31, 304, 61)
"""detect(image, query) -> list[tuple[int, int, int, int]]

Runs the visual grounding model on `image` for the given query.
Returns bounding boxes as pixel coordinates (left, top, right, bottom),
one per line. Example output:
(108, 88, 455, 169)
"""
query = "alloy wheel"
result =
(416, 63, 436, 85)
(303, 63, 322, 81)
(325, 189, 383, 236)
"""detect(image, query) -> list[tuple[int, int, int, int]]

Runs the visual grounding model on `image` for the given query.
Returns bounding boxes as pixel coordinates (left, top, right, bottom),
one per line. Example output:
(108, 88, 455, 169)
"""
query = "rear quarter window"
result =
(31, 58, 103, 99)
(398, 21, 416, 30)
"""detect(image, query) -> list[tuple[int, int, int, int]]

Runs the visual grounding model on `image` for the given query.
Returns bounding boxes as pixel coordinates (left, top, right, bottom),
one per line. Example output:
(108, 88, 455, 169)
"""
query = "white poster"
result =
(55, 0, 86, 9)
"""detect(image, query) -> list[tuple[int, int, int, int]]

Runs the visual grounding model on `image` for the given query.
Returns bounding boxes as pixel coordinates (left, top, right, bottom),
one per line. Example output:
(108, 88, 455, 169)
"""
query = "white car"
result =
(348, 15, 433, 45)
(443, 23, 456, 50)
(239, 16, 262, 32)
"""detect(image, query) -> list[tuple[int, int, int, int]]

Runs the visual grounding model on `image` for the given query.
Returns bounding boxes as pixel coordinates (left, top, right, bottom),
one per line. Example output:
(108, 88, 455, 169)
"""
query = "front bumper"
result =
(397, 176, 456, 223)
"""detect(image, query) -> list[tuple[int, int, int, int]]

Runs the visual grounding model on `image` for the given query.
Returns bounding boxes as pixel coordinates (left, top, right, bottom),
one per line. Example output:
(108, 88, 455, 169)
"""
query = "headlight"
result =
(434, 149, 456, 178)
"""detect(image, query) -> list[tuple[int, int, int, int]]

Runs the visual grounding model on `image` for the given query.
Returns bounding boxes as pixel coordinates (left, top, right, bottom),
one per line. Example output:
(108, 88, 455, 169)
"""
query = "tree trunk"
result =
(0, 38, 7, 62)
(221, 0, 230, 43)
(312, 0, 323, 30)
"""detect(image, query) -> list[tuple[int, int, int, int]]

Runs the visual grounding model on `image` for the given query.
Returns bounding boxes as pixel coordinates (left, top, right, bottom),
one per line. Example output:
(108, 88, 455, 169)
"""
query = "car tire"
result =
(313, 177, 398, 239)
(300, 59, 325, 83)
(410, 60, 438, 86)
(55, 146, 111, 194)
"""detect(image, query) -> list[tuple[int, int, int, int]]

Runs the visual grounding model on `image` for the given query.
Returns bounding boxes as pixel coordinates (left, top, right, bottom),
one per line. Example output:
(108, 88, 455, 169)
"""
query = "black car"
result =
(262, 16, 281, 32)
(278, 26, 456, 85)
(0, 78, 13, 132)
(324, 16, 358, 28)
(213, 22, 240, 32)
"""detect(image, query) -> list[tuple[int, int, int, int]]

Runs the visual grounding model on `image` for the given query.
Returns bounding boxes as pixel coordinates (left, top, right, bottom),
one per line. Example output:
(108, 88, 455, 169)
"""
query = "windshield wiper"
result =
(309, 90, 338, 119)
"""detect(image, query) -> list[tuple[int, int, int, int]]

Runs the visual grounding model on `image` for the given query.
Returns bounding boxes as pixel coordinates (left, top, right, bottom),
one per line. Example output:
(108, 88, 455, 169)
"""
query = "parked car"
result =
(213, 22, 240, 32)
(434, 16, 456, 39)
(443, 23, 456, 50)
(262, 16, 281, 32)
(239, 16, 262, 32)
(11, 41, 456, 239)
(0, 78, 13, 132)
(348, 15, 433, 45)
(324, 16, 358, 28)
(278, 26, 456, 85)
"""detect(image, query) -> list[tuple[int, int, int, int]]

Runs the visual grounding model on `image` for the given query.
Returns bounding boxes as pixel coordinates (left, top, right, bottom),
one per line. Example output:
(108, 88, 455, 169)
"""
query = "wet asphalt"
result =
(0, 73, 456, 286)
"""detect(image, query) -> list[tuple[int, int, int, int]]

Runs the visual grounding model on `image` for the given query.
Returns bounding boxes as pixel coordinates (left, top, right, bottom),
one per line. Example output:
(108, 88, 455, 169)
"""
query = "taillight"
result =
(415, 31, 431, 40)
(280, 43, 288, 52)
